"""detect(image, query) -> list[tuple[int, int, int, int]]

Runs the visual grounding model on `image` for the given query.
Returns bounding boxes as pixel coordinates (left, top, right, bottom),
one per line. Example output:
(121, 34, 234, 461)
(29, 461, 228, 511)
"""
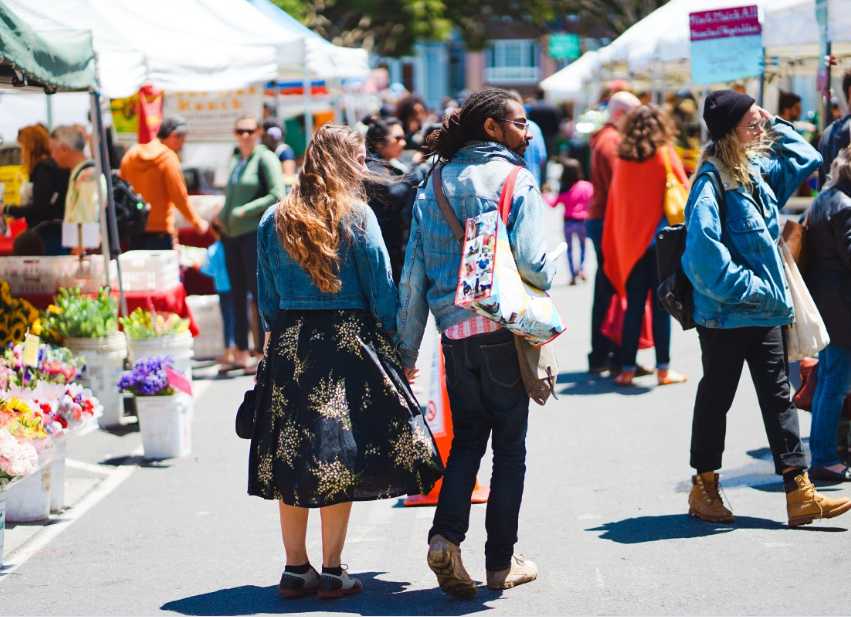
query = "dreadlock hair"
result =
(423, 88, 514, 161)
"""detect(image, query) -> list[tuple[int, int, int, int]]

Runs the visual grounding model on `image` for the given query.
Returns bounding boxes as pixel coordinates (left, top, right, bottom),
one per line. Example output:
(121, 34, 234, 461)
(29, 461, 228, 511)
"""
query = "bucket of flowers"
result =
(118, 356, 192, 460)
(0, 396, 53, 524)
(44, 288, 126, 428)
(120, 308, 193, 384)
(0, 424, 39, 565)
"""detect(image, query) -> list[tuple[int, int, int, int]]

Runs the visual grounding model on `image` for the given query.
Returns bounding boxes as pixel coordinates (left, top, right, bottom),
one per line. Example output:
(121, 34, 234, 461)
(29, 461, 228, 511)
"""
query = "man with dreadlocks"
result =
(397, 88, 555, 598)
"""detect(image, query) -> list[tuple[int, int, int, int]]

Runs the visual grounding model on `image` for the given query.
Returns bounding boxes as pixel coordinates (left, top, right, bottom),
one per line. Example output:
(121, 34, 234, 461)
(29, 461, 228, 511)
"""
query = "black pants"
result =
(691, 325, 807, 475)
(429, 330, 530, 571)
(621, 247, 671, 370)
(222, 231, 261, 352)
(130, 232, 174, 251)
(587, 219, 617, 369)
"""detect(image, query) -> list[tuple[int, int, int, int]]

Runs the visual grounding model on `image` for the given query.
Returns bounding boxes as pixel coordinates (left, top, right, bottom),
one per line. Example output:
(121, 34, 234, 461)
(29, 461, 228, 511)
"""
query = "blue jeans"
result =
(621, 246, 671, 371)
(563, 219, 587, 280)
(810, 344, 851, 467)
(430, 330, 529, 571)
(219, 291, 236, 348)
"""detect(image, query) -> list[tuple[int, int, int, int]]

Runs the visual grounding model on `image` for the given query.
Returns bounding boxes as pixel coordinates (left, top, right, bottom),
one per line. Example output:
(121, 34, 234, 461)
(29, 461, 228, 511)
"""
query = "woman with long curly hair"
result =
(0, 124, 70, 254)
(251, 124, 442, 599)
(682, 89, 851, 527)
(602, 105, 689, 386)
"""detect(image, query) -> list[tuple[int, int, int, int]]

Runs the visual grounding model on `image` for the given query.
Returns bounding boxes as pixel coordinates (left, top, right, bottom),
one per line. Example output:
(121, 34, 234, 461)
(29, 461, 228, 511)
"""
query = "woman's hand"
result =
(756, 106, 774, 124)
(403, 367, 419, 383)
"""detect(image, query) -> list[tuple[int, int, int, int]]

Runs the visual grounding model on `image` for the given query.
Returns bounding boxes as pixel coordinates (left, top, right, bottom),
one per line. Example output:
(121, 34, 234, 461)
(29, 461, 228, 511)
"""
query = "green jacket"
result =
(220, 145, 285, 238)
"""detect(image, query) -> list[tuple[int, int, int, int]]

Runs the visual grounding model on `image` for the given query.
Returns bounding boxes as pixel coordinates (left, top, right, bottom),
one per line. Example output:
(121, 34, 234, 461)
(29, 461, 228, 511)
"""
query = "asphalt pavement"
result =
(1, 205, 850, 616)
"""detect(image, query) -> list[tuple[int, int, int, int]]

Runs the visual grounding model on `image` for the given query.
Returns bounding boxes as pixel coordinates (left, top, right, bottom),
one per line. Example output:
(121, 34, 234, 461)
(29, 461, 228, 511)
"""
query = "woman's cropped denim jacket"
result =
(256, 203, 398, 335)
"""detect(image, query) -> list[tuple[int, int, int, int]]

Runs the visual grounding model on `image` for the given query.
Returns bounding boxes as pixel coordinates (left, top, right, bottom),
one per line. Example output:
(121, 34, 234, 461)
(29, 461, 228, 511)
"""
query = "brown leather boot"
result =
(787, 471, 851, 527)
(427, 535, 476, 599)
(688, 472, 734, 523)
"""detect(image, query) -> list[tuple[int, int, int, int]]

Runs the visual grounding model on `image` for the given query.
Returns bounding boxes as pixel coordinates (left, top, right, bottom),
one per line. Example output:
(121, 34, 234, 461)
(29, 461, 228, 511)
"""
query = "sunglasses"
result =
(234, 128, 257, 136)
(743, 119, 766, 133)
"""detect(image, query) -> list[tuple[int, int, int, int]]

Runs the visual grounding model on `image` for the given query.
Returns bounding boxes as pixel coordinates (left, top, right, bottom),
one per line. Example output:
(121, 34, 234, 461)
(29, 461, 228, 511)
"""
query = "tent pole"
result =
(89, 89, 127, 316)
(45, 94, 54, 130)
(757, 47, 766, 107)
(303, 39, 313, 144)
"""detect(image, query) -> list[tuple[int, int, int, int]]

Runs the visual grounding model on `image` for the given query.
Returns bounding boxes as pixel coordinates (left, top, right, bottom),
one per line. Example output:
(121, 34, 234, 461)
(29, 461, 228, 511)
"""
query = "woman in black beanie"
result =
(681, 90, 851, 527)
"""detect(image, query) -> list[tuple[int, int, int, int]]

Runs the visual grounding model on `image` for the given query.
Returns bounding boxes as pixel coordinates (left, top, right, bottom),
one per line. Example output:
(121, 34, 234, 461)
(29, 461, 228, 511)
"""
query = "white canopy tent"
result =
(4, 0, 280, 98)
(5, 0, 369, 95)
(539, 51, 601, 102)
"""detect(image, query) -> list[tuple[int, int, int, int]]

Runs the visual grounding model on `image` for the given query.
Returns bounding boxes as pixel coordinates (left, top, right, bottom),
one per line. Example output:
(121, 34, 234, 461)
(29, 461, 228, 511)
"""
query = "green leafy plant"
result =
(43, 288, 118, 340)
(119, 308, 189, 340)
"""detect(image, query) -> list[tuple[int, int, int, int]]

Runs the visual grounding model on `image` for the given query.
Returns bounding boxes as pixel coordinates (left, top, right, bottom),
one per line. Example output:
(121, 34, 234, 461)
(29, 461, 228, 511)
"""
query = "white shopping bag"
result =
(780, 242, 830, 361)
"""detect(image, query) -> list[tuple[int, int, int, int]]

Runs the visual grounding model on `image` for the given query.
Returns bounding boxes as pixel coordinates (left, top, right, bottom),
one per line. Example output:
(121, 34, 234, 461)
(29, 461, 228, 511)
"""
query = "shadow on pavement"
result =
(586, 514, 787, 543)
(556, 371, 652, 397)
(161, 572, 496, 616)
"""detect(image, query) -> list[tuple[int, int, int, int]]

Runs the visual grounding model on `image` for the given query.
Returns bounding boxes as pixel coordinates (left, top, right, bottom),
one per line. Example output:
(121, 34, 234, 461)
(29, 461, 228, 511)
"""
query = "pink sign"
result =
(690, 5, 761, 42)
(166, 367, 192, 397)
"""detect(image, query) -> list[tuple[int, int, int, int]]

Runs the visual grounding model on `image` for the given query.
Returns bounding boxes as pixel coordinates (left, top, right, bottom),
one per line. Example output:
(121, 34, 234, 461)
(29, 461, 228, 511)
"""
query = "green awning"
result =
(0, 2, 95, 92)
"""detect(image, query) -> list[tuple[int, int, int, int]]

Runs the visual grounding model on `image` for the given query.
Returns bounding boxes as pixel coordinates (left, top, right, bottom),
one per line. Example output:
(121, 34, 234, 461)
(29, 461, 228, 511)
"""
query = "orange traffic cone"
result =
(404, 340, 489, 507)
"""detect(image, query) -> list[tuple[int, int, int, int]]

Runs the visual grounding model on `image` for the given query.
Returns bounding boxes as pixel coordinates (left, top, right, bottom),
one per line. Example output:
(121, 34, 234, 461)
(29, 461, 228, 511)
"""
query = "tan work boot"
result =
(427, 534, 476, 599)
(688, 472, 734, 523)
(486, 554, 538, 590)
(787, 471, 851, 527)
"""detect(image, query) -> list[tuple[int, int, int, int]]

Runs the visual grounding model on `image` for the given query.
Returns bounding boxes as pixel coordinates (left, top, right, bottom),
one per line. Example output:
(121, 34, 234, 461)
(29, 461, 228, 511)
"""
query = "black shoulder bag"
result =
(656, 167, 724, 330)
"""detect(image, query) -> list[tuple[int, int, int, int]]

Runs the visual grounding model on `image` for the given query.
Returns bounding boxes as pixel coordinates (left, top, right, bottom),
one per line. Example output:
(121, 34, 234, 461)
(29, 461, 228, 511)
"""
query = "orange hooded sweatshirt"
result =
(119, 139, 202, 236)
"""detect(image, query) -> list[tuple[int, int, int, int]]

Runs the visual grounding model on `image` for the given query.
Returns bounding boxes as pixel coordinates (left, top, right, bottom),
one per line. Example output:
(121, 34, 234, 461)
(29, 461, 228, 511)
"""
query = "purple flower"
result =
(117, 356, 175, 396)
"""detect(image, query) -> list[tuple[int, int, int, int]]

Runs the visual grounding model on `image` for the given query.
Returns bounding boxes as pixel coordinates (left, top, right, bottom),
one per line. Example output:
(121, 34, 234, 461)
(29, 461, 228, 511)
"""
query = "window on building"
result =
(484, 39, 539, 84)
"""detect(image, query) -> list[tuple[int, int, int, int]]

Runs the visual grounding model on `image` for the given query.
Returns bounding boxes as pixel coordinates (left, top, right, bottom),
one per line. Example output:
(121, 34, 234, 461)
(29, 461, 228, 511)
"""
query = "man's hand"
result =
(194, 219, 210, 236)
(403, 367, 419, 383)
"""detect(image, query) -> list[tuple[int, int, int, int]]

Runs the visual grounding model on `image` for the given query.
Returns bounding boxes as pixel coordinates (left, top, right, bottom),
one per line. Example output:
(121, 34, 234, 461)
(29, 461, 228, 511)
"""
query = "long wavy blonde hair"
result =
(700, 127, 773, 190)
(275, 125, 368, 293)
(17, 124, 51, 175)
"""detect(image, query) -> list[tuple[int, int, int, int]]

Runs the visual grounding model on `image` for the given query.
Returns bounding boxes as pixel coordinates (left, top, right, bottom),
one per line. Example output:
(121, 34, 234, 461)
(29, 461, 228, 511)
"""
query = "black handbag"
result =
(235, 359, 267, 439)
(656, 167, 724, 331)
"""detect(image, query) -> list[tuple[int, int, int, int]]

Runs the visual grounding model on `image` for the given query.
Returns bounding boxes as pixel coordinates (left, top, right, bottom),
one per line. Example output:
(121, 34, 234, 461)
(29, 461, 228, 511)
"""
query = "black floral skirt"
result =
(248, 310, 443, 507)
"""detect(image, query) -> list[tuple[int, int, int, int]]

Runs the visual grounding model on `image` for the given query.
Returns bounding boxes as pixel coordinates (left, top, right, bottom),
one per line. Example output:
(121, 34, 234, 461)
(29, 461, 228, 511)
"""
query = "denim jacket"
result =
(682, 118, 822, 329)
(396, 141, 556, 368)
(256, 203, 398, 334)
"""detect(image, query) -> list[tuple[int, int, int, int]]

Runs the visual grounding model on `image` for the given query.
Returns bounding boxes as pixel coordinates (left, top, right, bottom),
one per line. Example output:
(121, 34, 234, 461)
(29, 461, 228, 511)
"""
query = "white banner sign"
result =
(163, 86, 264, 142)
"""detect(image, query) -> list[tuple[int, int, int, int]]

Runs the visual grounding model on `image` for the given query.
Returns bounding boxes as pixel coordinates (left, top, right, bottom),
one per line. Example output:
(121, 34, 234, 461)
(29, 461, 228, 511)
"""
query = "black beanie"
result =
(703, 90, 755, 141)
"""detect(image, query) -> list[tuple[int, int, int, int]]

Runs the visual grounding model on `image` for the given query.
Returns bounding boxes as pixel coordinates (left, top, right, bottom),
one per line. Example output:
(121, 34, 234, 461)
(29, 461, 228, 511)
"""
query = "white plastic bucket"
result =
(5, 466, 52, 523)
(126, 331, 194, 386)
(66, 334, 127, 428)
(0, 491, 6, 566)
(136, 394, 192, 459)
(50, 434, 67, 512)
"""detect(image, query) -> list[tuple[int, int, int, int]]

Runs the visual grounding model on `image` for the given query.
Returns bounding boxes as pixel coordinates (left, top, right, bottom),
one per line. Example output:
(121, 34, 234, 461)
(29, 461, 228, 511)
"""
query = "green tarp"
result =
(0, 2, 95, 92)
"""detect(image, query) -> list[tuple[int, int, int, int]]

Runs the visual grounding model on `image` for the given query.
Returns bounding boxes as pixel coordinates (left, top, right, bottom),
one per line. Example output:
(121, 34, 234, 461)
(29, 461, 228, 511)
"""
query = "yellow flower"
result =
(30, 319, 43, 336)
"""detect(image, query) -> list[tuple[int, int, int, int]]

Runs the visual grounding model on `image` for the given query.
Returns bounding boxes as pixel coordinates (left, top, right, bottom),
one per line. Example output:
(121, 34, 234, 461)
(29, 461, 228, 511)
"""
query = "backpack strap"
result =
(498, 166, 523, 225)
(72, 160, 97, 183)
(433, 164, 465, 245)
(695, 164, 727, 228)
